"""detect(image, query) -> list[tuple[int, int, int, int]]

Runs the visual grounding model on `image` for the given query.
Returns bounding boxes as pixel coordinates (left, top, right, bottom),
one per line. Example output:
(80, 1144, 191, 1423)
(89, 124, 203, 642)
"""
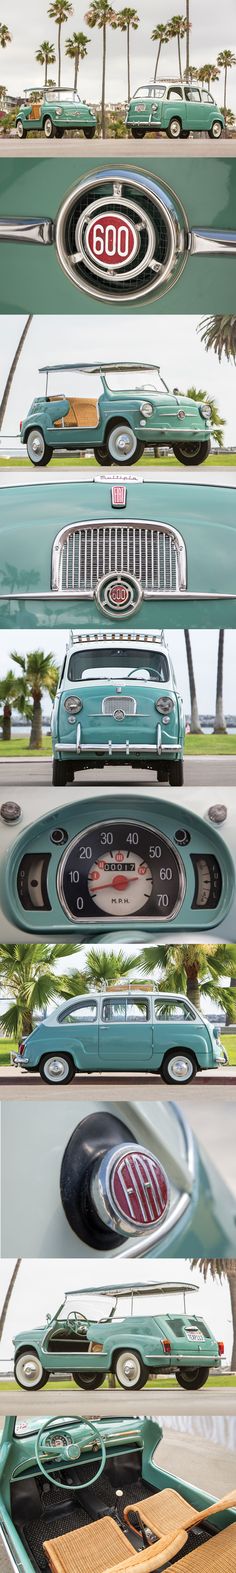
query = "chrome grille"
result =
(57, 523, 181, 592)
(102, 696, 136, 716)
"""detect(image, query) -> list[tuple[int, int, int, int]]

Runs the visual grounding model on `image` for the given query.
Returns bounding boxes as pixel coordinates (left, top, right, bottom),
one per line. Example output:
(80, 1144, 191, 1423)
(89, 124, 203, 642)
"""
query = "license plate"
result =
(186, 1328, 204, 1342)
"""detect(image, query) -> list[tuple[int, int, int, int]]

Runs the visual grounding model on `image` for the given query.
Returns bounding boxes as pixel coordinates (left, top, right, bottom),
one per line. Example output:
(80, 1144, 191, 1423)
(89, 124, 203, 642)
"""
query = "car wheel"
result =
(26, 429, 52, 467)
(172, 440, 210, 466)
(83, 126, 96, 138)
(16, 120, 26, 138)
(43, 116, 54, 138)
(52, 758, 69, 785)
(161, 1051, 197, 1085)
(176, 1367, 209, 1390)
(39, 1053, 75, 1085)
(107, 424, 144, 464)
(94, 446, 112, 465)
(73, 1372, 104, 1388)
(55, 127, 64, 137)
(181, 130, 190, 138)
(169, 760, 184, 786)
(15, 1351, 48, 1390)
(114, 1351, 147, 1389)
(167, 117, 182, 139)
(209, 121, 223, 138)
(131, 127, 145, 137)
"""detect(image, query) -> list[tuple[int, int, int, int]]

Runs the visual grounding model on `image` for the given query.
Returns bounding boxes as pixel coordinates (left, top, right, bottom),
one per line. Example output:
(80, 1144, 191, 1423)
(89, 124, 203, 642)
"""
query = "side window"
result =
(154, 999, 194, 1022)
(60, 1002, 97, 1024)
(167, 87, 183, 101)
(101, 999, 126, 1023)
(185, 88, 201, 102)
(126, 999, 149, 1022)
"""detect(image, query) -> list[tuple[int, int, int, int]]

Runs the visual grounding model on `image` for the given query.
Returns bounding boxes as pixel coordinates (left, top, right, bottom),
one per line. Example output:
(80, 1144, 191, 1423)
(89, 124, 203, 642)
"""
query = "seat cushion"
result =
(43, 1514, 134, 1573)
(29, 103, 41, 119)
(167, 1523, 236, 1571)
(124, 1488, 199, 1537)
(54, 397, 99, 429)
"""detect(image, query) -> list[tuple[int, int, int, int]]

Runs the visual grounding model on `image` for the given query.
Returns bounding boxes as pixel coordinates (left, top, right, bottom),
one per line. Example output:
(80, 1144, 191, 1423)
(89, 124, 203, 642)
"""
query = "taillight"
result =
(218, 1341, 224, 1355)
(19, 420, 22, 431)
(18, 1041, 25, 1056)
(162, 1338, 171, 1353)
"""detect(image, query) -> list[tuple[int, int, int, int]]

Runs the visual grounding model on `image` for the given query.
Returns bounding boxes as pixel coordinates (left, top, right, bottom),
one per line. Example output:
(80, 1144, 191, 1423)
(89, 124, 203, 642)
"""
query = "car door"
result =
(58, 999, 98, 1068)
(153, 997, 196, 1061)
(165, 86, 185, 130)
(184, 86, 204, 131)
(98, 995, 153, 1066)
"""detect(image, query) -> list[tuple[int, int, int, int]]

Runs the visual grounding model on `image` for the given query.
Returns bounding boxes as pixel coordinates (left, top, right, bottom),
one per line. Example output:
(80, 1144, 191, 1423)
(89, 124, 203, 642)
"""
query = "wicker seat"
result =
(43, 1515, 135, 1573)
(54, 397, 99, 429)
(28, 103, 41, 119)
(124, 1488, 199, 1538)
(167, 1523, 236, 1571)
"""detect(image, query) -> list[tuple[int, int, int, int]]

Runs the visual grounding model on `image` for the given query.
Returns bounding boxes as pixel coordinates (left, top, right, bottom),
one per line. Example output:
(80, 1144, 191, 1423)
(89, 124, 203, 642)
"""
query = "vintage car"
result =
(3, 1100, 236, 1257)
(1, 161, 236, 312)
(20, 362, 212, 469)
(16, 86, 96, 139)
(51, 632, 185, 786)
(0, 477, 236, 632)
(1, 1414, 236, 1573)
(12, 988, 227, 1085)
(1, 790, 235, 943)
(126, 81, 224, 140)
(12, 1281, 224, 1391)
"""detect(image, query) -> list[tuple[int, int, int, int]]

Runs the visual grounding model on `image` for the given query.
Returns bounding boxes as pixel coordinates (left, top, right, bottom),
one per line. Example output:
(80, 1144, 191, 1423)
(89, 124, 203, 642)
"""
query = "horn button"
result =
(60, 1112, 172, 1249)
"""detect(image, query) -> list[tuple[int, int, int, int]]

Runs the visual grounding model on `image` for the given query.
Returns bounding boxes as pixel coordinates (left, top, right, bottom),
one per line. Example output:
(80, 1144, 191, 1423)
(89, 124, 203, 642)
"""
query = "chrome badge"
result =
(91, 1142, 171, 1236)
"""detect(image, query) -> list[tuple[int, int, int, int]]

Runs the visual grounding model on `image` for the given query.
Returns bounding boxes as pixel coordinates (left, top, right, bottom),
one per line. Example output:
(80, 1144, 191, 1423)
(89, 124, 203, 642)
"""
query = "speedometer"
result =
(56, 820, 186, 923)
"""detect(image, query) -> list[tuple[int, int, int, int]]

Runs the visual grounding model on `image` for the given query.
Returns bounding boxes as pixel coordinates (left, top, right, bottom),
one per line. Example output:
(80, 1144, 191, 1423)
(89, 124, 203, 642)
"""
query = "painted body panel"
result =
(17, 992, 224, 1074)
(0, 155, 235, 314)
(21, 387, 211, 455)
(16, 93, 96, 135)
(0, 480, 236, 631)
(127, 83, 224, 136)
(51, 638, 185, 770)
(13, 1306, 220, 1378)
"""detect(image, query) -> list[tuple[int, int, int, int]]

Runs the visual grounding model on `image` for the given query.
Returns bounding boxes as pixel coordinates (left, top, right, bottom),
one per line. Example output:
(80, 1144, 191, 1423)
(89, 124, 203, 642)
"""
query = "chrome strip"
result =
(51, 518, 187, 593)
(114, 1105, 195, 1258)
(0, 218, 53, 245)
(54, 741, 181, 753)
(0, 591, 235, 602)
(0, 1523, 25, 1573)
(190, 228, 236, 255)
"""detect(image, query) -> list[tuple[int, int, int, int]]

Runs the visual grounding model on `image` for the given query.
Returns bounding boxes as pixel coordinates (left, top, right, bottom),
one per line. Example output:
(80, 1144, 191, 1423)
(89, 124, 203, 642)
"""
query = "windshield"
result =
(14, 1416, 83, 1437)
(45, 369, 166, 396)
(134, 85, 165, 99)
(67, 651, 170, 683)
(47, 89, 81, 102)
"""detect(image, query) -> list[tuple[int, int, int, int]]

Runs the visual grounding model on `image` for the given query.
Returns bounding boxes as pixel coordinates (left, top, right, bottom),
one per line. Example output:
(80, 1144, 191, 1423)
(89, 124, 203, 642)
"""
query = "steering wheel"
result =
(66, 1311, 86, 1329)
(35, 1416, 106, 1490)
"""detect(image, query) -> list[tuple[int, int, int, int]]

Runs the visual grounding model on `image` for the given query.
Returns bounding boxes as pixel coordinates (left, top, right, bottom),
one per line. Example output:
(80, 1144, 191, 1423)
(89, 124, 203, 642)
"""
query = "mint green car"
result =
(51, 633, 185, 786)
(1, 1415, 236, 1573)
(126, 81, 224, 141)
(20, 362, 212, 469)
(12, 1281, 223, 1391)
(16, 87, 96, 140)
(13, 988, 227, 1084)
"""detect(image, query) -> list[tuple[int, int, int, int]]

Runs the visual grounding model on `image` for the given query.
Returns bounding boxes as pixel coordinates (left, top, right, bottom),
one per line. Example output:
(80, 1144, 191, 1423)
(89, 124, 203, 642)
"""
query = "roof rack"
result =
(67, 631, 166, 646)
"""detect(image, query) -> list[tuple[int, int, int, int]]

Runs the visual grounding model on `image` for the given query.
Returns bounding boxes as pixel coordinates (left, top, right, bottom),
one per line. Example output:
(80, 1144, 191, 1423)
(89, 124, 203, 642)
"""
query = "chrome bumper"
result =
(54, 723, 181, 759)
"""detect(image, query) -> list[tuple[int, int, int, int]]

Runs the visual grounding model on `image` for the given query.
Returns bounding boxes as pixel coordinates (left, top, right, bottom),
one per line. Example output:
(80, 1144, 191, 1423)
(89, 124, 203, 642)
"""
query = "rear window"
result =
(154, 999, 195, 1021)
(59, 1001, 97, 1024)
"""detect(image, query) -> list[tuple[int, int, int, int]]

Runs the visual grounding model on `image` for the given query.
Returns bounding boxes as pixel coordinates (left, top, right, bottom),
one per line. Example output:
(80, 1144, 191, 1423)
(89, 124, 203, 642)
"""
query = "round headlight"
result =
(55, 108, 62, 117)
(155, 697, 174, 714)
(64, 697, 83, 714)
(200, 403, 211, 419)
(140, 401, 153, 416)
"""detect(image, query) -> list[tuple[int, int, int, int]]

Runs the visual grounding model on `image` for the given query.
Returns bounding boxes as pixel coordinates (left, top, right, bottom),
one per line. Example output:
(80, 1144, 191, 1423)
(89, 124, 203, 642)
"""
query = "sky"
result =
(1, 314, 236, 445)
(0, 627, 235, 714)
(0, 1255, 232, 1364)
(1, 0, 236, 112)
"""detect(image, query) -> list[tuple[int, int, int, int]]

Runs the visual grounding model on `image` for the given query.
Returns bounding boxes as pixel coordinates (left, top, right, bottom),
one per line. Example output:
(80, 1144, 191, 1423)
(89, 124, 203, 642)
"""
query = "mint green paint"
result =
(127, 82, 224, 139)
(17, 992, 225, 1079)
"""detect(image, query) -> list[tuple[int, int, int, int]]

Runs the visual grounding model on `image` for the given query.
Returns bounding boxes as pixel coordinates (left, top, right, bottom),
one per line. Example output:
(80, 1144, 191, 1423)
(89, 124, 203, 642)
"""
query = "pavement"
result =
(0, 464, 236, 486)
(0, 1067, 235, 1096)
(0, 136, 234, 158)
(0, 756, 235, 787)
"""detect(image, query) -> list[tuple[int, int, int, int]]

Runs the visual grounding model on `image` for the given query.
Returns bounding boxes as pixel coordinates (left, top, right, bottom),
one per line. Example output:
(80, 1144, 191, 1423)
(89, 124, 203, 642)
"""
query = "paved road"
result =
(1, 1067, 234, 1095)
(0, 756, 235, 786)
(0, 136, 234, 157)
(1, 1388, 236, 1420)
(0, 463, 236, 486)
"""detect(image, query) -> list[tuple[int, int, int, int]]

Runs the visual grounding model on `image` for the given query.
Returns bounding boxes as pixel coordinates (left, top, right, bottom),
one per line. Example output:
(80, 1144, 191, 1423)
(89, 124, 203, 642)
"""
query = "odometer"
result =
(56, 818, 186, 923)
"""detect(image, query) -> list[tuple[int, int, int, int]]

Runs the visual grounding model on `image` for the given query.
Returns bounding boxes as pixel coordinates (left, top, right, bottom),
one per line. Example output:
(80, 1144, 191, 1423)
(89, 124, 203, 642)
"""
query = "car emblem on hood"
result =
(1, 167, 236, 303)
(95, 570, 143, 617)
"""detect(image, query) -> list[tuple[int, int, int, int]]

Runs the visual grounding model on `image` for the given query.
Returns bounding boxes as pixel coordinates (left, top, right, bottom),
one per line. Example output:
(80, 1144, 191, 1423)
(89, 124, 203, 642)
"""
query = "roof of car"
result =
(64, 1283, 198, 1298)
(57, 989, 194, 1008)
(39, 362, 162, 374)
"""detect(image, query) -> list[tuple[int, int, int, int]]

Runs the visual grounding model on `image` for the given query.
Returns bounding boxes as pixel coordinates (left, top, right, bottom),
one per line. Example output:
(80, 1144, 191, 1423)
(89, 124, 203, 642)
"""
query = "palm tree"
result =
(35, 39, 55, 85)
(48, 0, 73, 88)
(217, 49, 236, 115)
(0, 670, 21, 742)
(0, 23, 11, 49)
(151, 24, 170, 82)
(184, 629, 202, 733)
(114, 8, 139, 102)
(168, 15, 189, 81)
(185, 0, 190, 75)
(186, 386, 225, 448)
(0, 1261, 21, 1342)
(63, 946, 142, 996)
(138, 942, 236, 1015)
(214, 629, 227, 733)
(183, 64, 199, 82)
(65, 30, 90, 90)
(0, 316, 33, 430)
(200, 315, 236, 364)
(84, 0, 117, 137)
(198, 64, 219, 93)
(11, 650, 59, 750)
(191, 1260, 236, 1371)
(0, 942, 76, 1038)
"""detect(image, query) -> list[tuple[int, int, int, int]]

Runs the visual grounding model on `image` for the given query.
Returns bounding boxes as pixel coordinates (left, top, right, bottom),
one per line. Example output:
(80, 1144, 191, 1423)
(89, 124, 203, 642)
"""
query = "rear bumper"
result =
(54, 723, 182, 760)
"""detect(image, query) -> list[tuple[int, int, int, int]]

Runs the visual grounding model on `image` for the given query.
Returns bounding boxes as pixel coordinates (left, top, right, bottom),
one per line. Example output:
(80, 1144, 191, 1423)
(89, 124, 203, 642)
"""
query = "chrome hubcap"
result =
(171, 121, 181, 137)
(168, 1056, 193, 1082)
(109, 428, 136, 461)
(16, 1355, 43, 1387)
(44, 1056, 70, 1082)
(117, 1353, 140, 1386)
(28, 431, 45, 462)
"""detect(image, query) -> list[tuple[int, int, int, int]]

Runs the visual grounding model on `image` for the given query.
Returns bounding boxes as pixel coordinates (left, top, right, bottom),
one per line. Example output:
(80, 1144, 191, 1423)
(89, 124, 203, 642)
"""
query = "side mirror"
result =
(46, 1312, 51, 1323)
(213, 1025, 220, 1038)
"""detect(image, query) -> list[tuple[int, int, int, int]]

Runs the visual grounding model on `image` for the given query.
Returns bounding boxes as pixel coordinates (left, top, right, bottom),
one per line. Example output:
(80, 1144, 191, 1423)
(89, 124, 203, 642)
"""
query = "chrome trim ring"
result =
(95, 572, 143, 618)
(56, 814, 187, 925)
(91, 1141, 171, 1237)
(54, 167, 189, 301)
(118, 1104, 195, 1258)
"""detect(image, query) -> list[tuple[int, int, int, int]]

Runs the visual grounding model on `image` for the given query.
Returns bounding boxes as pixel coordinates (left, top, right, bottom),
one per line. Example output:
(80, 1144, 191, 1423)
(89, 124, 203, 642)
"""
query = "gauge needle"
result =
(89, 873, 142, 892)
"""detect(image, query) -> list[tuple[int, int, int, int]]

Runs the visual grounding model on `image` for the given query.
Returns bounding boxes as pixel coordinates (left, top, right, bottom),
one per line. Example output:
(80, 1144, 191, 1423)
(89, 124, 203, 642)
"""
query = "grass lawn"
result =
(0, 452, 236, 470)
(1, 1034, 236, 1067)
(222, 1034, 236, 1065)
(0, 734, 236, 758)
(1, 1372, 236, 1392)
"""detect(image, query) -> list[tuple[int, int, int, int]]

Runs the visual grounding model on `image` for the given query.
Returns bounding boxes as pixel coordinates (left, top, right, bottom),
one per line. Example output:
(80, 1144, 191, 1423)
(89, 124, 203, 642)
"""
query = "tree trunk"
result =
(177, 34, 182, 81)
(228, 1273, 236, 1371)
(154, 42, 161, 82)
(185, 973, 201, 1010)
(224, 66, 227, 114)
(0, 316, 33, 429)
(186, 0, 190, 74)
(74, 56, 78, 92)
(184, 629, 202, 732)
(107, 1372, 116, 1389)
(1, 702, 12, 742)
(29, 697, 43, 749)
(127, 25, 130, 102)
(0, 1260, 21, 1341)
(214, 629, 227, 732)
(21, 1010, 34, 1035)
(45, 61, 48, 88)
(58, 21, 61, 88)
(101, 23, 106, 137)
